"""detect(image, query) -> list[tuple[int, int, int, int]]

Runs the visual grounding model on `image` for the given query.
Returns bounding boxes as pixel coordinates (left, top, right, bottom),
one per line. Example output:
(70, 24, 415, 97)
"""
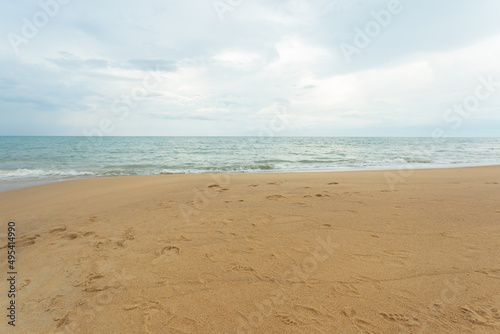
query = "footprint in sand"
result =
(164, 316, 197, 333)
(87, 273, 105, 282)
(380, 312, 420, 326)
(81, 271, 121, 293)
(231, 264, 255, 272)
(276, 313, 298, 325)
(116, 228, 135, 247)
(492, 307, 500, 319)
(342, 306, 357, 318)
(64, 233, 79, 240)
(15, 234, 40, 247)
(62, 231, 96, 241)
(207, 184, 229, 192)
(342, 307, 380, 333)
(161, 246, 180, 255)
(156, 201, 172, 209)
(292, 304, 326, 324)
(49, 227, 67, 233)
(177, 235, 192, 241)
(476, 268, 500, 279)
(221, 218, 235, 225)
(460, 306, 491, 325)
(54, 311, 71, 329)
(333, 282, 360, 297)
(123, 300, 167, 333)
(266, 194, 285, 200)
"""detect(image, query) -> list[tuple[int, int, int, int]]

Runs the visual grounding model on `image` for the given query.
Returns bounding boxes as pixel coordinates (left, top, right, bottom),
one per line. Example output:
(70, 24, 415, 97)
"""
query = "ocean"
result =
(1, 136, 500, 191)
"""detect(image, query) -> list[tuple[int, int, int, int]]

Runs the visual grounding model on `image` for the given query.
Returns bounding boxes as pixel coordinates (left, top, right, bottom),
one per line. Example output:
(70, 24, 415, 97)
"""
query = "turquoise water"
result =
(1, 137, 500, 190)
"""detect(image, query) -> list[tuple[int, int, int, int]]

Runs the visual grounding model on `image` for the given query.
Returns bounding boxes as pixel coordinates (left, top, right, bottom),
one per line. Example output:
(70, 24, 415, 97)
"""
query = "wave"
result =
(1, 159, 499, 182)
(0, 169, 95, 180)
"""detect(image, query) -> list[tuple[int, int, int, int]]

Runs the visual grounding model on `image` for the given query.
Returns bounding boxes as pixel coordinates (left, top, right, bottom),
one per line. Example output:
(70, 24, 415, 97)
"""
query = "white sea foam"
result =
(0, 169, 95, 180)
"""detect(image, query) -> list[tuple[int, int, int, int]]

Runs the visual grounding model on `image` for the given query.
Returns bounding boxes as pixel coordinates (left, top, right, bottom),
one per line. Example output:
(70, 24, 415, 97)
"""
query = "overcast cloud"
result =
(1, 0, 499, 136)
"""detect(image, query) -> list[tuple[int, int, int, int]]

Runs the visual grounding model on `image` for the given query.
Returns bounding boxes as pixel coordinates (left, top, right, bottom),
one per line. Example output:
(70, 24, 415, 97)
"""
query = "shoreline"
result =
(2, 163, 500, 194)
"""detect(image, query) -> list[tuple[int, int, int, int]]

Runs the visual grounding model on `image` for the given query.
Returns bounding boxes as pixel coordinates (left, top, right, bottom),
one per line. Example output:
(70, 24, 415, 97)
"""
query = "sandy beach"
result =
(1, 166, 500, 333)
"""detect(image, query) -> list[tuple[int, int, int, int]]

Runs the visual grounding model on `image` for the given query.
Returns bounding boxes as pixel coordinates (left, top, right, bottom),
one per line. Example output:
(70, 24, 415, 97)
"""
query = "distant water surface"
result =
(1, 137, 499, 191)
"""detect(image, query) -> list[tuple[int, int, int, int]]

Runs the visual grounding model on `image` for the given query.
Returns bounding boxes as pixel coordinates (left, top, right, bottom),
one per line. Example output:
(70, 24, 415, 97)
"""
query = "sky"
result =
(0, 0, 499, 136)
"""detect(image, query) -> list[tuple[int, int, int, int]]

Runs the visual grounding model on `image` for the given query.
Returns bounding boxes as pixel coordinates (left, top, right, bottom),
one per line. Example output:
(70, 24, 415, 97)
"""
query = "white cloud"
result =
(214, 50, 262, 68)
(1, 0, 500, 136)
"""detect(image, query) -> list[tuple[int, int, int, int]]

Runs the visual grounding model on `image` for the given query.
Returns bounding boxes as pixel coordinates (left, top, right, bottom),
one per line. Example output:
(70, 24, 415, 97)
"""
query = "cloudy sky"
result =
(1, 0, 499, 136)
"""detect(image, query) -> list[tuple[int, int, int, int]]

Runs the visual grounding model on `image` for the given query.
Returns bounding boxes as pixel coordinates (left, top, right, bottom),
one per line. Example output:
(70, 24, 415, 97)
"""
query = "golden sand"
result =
(1, 166, 500, 333)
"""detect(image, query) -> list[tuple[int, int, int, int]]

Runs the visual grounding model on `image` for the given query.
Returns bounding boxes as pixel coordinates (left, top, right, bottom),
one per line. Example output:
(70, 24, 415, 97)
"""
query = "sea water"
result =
(1, 136, 499, 191)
